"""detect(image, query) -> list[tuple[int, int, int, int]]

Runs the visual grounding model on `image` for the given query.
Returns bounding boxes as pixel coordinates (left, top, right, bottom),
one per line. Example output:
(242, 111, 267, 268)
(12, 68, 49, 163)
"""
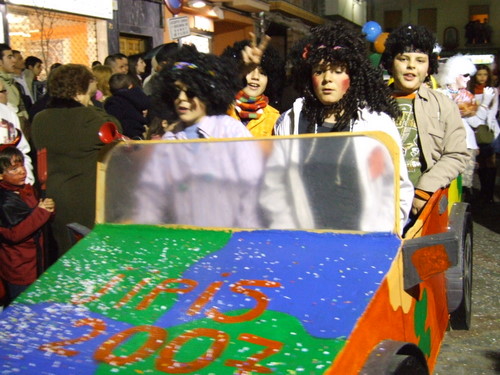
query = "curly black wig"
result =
(150, 45, 241, 119)
(290, 21, 400, 132)
(221, 40, 286, 108)
(381, 24, 439, 76)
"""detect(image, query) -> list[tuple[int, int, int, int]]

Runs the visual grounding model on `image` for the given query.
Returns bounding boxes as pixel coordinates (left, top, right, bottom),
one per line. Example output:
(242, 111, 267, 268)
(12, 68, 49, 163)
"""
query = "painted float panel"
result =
(0, 224, 401, 374)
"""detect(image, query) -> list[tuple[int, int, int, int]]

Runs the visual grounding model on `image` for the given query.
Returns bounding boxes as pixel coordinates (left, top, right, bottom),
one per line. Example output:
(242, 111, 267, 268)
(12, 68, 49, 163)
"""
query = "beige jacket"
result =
(0, 72, 21, 112)
(414, 85, 468, 193)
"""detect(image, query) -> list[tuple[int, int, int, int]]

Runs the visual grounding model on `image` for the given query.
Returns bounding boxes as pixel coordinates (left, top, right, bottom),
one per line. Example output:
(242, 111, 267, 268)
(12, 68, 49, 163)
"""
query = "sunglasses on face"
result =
(173, 85, 197, 99)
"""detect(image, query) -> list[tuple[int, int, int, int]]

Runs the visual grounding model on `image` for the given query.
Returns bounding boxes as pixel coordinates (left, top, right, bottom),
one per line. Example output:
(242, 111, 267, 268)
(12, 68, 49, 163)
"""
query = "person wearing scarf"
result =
(223, 40, 285, 137)
(234, 90, 269, 121)
(228, 70, 280, 137)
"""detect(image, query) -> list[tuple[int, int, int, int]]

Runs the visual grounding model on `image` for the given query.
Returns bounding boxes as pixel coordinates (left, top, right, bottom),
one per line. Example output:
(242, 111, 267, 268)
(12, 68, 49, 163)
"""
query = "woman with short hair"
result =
(31, 64, 121, 257)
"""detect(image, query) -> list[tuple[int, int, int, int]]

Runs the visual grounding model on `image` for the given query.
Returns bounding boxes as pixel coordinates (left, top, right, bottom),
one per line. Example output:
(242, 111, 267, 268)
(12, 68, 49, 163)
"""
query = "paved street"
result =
(434, 173, 500, 374)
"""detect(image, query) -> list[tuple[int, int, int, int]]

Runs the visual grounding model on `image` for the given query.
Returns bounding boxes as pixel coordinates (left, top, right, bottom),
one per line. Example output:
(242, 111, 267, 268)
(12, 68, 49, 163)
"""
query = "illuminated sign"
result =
(167, 16, 190, 40)
(467, 54, 495, 64)
(7, 0, 113, 19)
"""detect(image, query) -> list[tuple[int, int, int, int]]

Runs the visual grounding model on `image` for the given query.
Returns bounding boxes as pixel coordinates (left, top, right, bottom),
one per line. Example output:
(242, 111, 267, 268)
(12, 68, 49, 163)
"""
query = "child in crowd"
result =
(0, 146, 54, 305)
(381, 24, 468, 217)
(222, 40, 285, 136)
(272, 21, 413, 229)
(104, 73, 151, 139)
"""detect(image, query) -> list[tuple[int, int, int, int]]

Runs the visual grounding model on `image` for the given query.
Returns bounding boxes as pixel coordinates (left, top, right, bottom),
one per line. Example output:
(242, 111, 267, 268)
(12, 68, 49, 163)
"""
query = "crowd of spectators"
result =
(1, 21, 499, 308)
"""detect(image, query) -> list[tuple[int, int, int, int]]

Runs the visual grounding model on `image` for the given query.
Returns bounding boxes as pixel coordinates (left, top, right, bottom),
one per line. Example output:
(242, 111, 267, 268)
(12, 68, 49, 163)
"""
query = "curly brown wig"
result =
(289, 21, 400, 132)
(48, 64, 94, 99)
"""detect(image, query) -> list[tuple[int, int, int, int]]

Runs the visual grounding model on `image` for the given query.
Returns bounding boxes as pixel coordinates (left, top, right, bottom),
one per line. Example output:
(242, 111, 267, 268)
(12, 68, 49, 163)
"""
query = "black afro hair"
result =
(381, 24, 439, 75)
(221, 40, 286, 107)
(289, 21, 399, 132)
(150, 45, 241, 118)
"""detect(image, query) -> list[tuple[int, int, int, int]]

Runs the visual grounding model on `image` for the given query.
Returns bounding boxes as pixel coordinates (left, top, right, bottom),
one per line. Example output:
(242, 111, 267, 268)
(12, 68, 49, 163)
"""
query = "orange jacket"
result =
(228, 104, 280, 137)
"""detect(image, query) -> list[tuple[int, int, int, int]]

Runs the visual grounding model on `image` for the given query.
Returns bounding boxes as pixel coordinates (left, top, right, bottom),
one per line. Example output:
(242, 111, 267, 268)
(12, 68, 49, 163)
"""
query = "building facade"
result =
(0, 0, 372, 76)
(369, 0, 500, 58)
(1, 0, 113, 77)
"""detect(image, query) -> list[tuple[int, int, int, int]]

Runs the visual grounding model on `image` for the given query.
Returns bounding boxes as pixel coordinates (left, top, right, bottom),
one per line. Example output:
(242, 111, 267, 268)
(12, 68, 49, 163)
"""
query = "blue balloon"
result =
(362, 21, 382, 43)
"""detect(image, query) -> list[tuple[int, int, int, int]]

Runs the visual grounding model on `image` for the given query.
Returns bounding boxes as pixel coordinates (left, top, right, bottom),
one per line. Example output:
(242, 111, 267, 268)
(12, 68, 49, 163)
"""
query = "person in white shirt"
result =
(272, 22, 413, 232)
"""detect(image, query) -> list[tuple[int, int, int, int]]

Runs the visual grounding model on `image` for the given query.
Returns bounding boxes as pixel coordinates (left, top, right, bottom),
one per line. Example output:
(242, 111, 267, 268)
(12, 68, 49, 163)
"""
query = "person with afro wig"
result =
(381, 24, 468, 217)
(222, 39, 285, 136)
(149, 45, 251, 139)
(132, 45, 267, 227)
(272, 21, 413, 228)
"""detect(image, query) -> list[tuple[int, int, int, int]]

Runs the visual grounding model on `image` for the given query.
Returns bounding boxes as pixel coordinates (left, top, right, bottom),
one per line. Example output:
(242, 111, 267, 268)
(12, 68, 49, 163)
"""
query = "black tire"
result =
(446, 204, 473, 330)
(359, 341, 429, 375)
(387, 354, 429, 375)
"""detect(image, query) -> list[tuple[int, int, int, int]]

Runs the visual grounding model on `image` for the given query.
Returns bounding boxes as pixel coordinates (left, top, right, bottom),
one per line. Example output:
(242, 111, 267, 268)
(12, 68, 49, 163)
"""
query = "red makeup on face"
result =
(311, 62, 350, 105)
(340, 77, 350, 92)
(312, 75, 321, 89)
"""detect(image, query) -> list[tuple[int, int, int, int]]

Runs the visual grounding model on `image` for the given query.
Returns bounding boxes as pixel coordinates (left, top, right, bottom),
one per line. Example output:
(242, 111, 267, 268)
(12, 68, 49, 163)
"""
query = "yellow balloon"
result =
(374, 32, 389, 54)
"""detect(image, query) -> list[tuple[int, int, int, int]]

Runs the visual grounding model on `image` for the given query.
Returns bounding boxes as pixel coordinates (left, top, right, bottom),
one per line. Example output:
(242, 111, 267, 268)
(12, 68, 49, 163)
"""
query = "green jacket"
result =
(32, 102, 121, 255)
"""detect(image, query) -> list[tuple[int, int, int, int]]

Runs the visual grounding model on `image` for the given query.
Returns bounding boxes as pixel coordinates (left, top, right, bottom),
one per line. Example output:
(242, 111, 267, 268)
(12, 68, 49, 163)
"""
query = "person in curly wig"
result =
(150, 45, 251, 139)
(276, 22, 400, 134)
(134, 46, 267, 227)
(381, 24, 468, 219)
(273, 21, 413, 228)
(380, 24, 439, 89)
(222, 40, 285, 136)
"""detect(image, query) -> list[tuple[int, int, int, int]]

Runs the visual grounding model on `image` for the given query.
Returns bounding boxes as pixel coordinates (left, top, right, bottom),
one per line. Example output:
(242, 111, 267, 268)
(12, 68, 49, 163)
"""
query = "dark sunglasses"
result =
(173, 85, 196, 99)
